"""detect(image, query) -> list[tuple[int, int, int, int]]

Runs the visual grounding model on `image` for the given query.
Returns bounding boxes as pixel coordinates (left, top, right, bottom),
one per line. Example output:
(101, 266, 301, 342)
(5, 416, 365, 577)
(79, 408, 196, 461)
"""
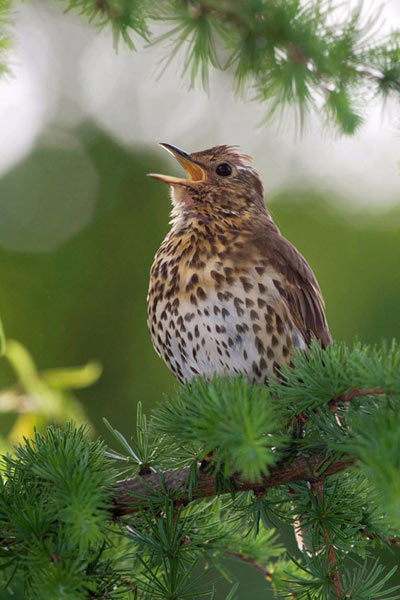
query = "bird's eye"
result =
(216, 163, 232, 177)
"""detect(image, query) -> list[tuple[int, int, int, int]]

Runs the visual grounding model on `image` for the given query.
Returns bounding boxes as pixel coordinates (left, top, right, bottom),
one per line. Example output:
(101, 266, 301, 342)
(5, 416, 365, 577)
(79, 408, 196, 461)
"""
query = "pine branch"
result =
(360, 530, 400, 548)
(111, 447, 354, 516)
(328, 387, 385, 412)
(58, 0, 400, 134)
(2, 339, 400, 599)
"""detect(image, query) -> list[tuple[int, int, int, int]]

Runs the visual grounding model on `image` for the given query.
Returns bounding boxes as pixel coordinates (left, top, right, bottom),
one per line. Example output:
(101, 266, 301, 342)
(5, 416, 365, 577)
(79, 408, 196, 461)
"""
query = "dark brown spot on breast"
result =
(185, 273, 199, 292)
(197, 287, 207, 300)
(234, 297, 244, 317)
(257, 298, 267, 309)
(258, 283, 267, 294)
(211, 270, 224, 286)
(276, 314, 284, 335)
(255, 337, 264, 355)
(240, 276, 253, 292)
(252, 361, 261, 377)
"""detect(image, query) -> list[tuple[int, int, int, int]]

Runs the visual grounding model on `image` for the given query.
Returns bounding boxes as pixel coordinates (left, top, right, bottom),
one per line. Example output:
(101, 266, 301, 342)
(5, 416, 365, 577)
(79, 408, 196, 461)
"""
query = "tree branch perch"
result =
(111, 447, 354, 517)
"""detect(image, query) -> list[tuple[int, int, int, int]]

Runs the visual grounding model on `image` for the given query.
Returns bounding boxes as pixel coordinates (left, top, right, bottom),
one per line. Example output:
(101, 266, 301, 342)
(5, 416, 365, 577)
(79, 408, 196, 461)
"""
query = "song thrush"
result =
(147, 144, 331, 385)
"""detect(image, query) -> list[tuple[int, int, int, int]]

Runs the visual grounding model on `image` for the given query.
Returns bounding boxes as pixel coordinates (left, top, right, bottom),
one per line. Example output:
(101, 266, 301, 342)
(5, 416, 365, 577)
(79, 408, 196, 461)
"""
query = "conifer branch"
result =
(361, 530, 400, 548)
(329, 387, 385, 411)
(58, 0, 400, 134)
(111, 447, 354, 516)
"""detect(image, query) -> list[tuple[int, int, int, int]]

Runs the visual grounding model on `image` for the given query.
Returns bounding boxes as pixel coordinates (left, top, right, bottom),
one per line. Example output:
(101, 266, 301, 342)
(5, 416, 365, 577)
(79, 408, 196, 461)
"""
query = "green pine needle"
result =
(151, 375, 287, 481)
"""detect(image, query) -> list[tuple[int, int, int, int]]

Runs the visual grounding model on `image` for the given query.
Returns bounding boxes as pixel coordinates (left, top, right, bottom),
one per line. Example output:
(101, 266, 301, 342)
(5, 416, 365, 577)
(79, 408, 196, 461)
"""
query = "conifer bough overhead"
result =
(1, 341, 400, 599)
(63, 0, 400, 133)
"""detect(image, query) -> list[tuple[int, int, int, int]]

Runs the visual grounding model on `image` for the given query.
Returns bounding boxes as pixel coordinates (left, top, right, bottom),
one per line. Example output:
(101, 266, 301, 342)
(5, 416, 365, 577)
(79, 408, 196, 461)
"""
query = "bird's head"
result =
(148, 144, 265, 222)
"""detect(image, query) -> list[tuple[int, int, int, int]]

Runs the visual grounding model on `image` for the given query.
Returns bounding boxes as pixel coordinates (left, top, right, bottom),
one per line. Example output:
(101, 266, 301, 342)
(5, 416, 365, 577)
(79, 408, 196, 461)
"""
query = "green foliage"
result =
(56, 0, 400, 133)
(104, 401, 162, 477)
(152, 376, 287, 481)
(2, 340, 400, 598)
(349, 405, 400, 528)
(0, 424, 123, 599)
(283, 556, 400, 600)
(0, 338, 101, 453)
(268, 339, 400, 413)
(63, 0, 152, 49)
(0, 0, 11, 79)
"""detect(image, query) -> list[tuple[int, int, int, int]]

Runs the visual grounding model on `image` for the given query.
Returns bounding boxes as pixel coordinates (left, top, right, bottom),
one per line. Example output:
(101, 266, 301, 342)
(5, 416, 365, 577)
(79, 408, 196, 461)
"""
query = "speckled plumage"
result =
(147, 145, 331, 385)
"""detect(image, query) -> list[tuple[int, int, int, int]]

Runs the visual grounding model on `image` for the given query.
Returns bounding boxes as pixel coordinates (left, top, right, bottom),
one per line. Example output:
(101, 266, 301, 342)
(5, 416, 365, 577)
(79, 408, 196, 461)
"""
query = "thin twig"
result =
(329, 388, 385, 412)
(310, 480, 342, 597)
(360, 529, 400, 547)
(226, 551, 272, 579)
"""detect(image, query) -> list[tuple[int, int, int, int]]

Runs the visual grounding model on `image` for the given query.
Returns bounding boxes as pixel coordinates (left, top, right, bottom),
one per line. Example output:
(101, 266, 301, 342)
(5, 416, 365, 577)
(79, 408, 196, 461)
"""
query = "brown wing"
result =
(254, 223, 332, 348)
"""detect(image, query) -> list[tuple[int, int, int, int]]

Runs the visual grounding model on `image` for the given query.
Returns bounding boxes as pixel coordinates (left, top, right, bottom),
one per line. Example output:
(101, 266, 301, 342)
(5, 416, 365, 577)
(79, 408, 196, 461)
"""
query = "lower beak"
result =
(148, 143, 205, 184)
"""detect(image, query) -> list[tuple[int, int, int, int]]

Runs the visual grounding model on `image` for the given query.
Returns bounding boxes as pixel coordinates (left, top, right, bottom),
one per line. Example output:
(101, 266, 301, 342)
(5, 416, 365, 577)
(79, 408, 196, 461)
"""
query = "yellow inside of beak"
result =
(148, 155, 205, 185)
(178, 156, 204, 181)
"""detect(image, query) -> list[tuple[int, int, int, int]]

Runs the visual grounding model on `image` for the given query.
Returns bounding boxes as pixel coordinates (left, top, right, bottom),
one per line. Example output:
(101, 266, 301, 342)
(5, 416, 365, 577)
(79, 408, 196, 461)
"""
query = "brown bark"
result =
(328, 387, 385, 412)
(111, 448, 354, 517)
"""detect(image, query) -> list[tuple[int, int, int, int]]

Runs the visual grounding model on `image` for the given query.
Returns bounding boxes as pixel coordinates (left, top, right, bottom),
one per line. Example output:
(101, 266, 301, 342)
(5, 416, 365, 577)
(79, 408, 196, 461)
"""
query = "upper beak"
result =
(147, 143, 205, 185)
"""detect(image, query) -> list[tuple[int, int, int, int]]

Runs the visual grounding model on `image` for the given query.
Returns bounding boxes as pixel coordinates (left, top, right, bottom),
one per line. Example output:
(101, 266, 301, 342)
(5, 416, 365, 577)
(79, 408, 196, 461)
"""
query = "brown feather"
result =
(253, 220, 331, 348)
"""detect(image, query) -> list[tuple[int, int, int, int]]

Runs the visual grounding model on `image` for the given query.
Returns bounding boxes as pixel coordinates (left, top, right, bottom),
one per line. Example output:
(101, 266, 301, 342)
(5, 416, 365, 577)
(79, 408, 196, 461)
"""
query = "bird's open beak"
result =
(147, 143, 205, 185)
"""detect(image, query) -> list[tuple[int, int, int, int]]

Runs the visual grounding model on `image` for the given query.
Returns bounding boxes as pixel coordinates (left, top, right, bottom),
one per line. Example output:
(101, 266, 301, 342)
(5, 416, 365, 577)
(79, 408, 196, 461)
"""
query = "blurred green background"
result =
(0, 121, 399, 598)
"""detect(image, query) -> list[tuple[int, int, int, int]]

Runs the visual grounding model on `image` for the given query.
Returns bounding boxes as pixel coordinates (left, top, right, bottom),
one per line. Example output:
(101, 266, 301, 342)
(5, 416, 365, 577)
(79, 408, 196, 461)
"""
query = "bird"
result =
(147, 144, 331, 385)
